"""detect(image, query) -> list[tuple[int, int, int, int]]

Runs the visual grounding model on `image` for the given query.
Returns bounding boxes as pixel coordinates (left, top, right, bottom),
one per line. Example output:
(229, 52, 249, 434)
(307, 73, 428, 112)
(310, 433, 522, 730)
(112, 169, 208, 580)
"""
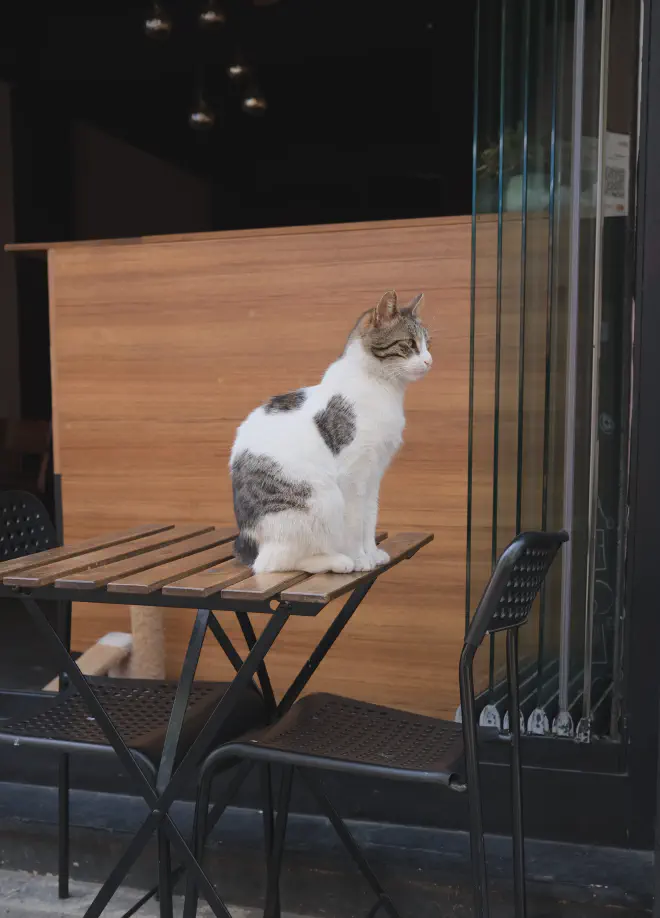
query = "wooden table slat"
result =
(221, 571, 310, 601)
(280, 532, 434, 604)
(0, 524, 174, 579)
(221, 532, 390, 602)
(4, 525, 213, 588)
(107, 538, 236, 594)
(54, 529, 235, 590)
(162, 557, 250, 598)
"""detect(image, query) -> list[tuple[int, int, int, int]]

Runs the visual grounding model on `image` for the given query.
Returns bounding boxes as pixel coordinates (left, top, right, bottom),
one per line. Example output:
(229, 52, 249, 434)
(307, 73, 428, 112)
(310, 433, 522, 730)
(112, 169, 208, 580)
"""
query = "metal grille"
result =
(252, 694, 465, 776)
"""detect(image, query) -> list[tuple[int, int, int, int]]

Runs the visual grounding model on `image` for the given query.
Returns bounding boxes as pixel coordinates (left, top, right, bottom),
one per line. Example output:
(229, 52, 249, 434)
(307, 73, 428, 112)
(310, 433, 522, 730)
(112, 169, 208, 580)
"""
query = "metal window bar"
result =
(467, 0, 633, 741)
(529, 0, 563, 737)
(465, 0, 482, 635)
(553, 0, 587, 739)
(577, 0, 611, 744)
(483, 0, 510, 731)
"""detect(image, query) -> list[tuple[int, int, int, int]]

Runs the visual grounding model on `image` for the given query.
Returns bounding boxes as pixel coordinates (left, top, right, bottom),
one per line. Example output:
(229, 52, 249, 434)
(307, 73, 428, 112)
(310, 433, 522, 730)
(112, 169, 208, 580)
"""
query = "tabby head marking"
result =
(351, 290, 432, 383)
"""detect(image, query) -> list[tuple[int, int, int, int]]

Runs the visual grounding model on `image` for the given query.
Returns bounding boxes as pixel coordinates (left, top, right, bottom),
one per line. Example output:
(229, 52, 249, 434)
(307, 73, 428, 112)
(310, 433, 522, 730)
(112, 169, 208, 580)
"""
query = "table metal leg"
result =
(300, 770, 402, 918)
(188, 586, 376, 917)
(278, 582, 374, 717)
(128, 761, 254, 918)
(157, 828, 174, 918)
(157, 609, 210, 793)
(20, 595, 290, 918)
(208, 613, 246, 674)
(156, 608, 211, 916)
(90, 610, 289, 916)
(235, 611, 277, 718)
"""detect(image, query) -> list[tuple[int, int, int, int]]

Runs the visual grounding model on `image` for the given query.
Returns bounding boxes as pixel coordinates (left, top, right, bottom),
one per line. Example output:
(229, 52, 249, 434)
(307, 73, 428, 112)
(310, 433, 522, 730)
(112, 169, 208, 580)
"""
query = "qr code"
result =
(605, 166, 626, 198)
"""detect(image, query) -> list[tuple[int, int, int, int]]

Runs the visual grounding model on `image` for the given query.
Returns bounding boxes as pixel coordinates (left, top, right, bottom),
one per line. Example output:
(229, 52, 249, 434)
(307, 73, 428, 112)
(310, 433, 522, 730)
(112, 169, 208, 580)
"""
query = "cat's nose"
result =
(424, 356, 433, 368)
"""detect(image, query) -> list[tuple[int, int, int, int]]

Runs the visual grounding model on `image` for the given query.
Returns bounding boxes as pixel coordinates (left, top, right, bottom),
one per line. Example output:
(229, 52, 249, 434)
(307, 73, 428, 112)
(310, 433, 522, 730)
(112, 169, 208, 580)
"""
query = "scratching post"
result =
(44, 632, 133, 691)
(127, 606, 166, 680)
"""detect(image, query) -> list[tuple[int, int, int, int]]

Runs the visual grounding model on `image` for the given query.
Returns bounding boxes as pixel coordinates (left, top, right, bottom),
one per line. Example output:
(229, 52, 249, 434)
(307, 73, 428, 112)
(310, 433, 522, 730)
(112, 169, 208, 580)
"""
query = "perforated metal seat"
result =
(231, 693, 466, 786)
(1, 678, 267, 767)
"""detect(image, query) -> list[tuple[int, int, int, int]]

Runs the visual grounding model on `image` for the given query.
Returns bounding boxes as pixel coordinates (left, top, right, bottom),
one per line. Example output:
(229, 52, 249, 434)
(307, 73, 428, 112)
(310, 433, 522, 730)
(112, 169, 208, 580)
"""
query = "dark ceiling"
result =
(1, 1, 476, 226)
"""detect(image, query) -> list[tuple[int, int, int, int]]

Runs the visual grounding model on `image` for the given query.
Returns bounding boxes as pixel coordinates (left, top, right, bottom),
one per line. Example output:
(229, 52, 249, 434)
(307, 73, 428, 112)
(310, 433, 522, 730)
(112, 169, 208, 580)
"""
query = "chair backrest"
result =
(465, 530, 569, 652)
(0, 490, 57, 561)
(458, 530, 567, 734)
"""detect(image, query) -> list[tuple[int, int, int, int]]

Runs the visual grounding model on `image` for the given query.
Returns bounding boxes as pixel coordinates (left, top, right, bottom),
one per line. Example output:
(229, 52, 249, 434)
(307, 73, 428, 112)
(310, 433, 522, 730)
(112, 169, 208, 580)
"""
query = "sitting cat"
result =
(230, 290, 432, 574)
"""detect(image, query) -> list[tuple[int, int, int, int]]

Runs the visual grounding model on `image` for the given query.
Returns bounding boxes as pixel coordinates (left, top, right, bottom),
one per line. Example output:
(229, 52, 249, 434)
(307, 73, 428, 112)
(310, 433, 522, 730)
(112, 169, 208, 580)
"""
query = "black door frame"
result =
(629, 0, 660, 853)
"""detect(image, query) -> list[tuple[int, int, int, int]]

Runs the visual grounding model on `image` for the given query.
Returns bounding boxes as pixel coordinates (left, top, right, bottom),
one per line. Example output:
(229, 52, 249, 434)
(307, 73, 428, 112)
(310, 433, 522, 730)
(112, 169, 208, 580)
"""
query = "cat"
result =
(230, 290, 432, 574)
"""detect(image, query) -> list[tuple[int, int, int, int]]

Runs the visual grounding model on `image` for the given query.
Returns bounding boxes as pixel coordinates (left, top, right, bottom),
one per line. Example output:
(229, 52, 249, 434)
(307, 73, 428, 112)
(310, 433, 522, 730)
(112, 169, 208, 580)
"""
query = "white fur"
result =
(231, 322, 432, 574)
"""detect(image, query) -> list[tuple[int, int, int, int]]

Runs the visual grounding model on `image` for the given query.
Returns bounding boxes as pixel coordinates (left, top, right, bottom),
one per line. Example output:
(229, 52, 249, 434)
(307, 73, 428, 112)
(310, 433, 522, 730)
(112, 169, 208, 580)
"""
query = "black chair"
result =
(0, 491, 268, 913)
(185, 530, 568, 918)
(0, 489, 57, 559)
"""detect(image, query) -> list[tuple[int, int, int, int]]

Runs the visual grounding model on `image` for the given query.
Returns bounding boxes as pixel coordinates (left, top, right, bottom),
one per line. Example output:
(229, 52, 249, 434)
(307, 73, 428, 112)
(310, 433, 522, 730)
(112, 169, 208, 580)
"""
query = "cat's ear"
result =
(374, 290, 399, 327)
(407, 293, 424, 316)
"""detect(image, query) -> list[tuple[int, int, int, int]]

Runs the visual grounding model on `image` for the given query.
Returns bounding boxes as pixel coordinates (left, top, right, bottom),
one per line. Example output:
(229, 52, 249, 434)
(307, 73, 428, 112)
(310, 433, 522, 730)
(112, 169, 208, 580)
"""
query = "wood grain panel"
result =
(48, 216, 473, 718)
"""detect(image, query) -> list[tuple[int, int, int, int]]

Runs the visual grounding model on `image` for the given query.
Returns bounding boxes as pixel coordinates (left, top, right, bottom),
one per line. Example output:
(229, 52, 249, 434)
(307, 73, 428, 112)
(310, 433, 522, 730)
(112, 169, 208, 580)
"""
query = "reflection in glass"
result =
(467, 0, 639, 739)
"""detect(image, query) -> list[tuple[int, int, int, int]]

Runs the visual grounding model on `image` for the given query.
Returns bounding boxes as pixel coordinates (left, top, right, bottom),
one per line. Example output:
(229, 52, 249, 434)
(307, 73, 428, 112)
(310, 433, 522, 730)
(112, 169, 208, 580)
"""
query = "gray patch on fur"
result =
(264, 390, 307, 413)
(231, 450, 312, 534)
(314, 395, 356, 455)
(234, 533, 258, 565)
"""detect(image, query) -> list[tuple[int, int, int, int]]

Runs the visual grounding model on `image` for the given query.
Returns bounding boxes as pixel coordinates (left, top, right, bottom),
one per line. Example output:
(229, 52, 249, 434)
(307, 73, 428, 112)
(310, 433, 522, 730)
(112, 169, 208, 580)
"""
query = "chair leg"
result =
(260, 764, 276, 875)
(510, 743, 526, 918)
(508, 629, 527, 918)
(58, 754, 70, 899)
(460, 654, 490, 918)
(183, 766, 215, 918)
(264, 766, 293, 918)
(299, 770, 402, 918)
(466, 779, 489, 918)
(157, 828, 174, 918)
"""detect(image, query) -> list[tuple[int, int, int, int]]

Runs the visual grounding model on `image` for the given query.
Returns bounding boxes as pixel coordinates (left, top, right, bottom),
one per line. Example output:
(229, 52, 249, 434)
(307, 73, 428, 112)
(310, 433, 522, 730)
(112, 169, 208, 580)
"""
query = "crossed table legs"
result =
(19, 580, 374, 918)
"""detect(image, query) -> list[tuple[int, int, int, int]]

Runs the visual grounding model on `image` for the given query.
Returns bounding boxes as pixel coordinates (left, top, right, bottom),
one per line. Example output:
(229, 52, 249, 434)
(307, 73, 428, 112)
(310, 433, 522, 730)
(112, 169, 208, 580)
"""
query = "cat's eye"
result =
(409, 339, 418, 353)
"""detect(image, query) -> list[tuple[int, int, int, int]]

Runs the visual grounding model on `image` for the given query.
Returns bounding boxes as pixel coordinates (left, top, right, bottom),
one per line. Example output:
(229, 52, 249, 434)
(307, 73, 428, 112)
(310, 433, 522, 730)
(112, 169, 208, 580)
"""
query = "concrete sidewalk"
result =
(0, 868, 304, 918)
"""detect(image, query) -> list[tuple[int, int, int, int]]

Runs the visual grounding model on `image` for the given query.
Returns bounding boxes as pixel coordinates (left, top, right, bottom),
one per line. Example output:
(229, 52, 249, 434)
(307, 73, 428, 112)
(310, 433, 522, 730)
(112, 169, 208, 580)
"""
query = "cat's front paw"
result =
(370, 547, 391, 567)
(352, 547, 390, 571)
(330, 554, 355, 574)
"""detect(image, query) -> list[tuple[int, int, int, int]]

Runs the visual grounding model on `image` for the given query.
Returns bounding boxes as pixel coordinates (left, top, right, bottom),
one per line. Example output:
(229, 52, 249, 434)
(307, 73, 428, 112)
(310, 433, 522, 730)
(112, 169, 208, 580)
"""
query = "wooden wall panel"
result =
(50, 217, 473, 718)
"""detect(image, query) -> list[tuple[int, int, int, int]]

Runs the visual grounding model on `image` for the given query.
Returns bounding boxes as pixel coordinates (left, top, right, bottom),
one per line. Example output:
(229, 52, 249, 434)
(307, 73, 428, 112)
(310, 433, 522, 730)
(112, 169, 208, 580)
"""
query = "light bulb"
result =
(242, 90, 267, 114)
(228, 56, 250, 81)
(189, 100, 216, 129)
(199, 0, 226, 27)
(144, 2, 172, 38)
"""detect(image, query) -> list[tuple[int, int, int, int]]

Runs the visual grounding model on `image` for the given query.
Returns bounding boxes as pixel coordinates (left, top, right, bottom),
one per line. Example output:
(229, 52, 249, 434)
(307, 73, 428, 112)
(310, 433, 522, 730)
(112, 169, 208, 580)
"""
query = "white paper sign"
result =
(603, 131, 630, 217)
